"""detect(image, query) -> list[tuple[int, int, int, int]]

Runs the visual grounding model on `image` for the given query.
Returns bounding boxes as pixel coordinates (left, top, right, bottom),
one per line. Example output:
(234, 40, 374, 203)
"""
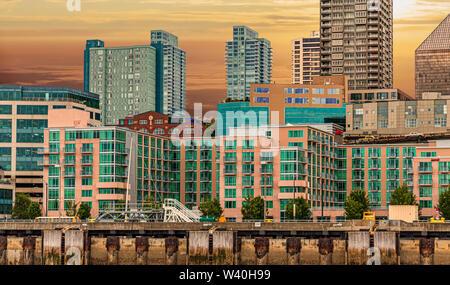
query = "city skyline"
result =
(0, 0, 449, 114)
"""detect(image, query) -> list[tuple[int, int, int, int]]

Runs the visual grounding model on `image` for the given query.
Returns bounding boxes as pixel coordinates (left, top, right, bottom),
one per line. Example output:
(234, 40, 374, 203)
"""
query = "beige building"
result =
(346, 95, 450, 137)
(292, 31, 321, 85)
(320, 0, 393, 90)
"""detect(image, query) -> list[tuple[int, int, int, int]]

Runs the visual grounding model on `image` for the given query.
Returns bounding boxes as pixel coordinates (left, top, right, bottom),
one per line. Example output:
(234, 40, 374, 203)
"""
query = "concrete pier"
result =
(0, 221, 449, 265)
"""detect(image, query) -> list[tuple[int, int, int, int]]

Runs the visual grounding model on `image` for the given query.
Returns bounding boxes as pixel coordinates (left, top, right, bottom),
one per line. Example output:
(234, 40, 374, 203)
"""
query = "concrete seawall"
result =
(1, 221, 450, 265)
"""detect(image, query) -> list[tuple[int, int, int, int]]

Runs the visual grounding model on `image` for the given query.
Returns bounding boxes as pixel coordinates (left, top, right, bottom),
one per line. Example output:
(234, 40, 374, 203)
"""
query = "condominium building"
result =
(88, 45, 156, 125)
(41, 123, 219, 217)
(0, 85, 100, 205)
(415, 13, 450, 99)
(292, 31, 321, 84)
(220, 124, 344, 221)
(151, 30, 186, 115)
(346, 94, 450, 137)
(320, 0, 393, 90)
(226, 26, 272, 100)
(84, 40, 105, 92)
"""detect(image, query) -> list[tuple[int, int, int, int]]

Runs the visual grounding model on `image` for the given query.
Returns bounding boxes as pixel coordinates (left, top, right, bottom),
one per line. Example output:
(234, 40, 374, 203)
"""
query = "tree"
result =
(241, 196, 265, 220)
(27, 202, 42, 219)
(438, 188, 450, 220)
(285, 197, 312, 221)
(11, 193, 32, 219)
(389, 184, 418, 206)
(344, 189, 370, 220)
(78, 203, 92, 220)
(65, 201, 79, 217)
(199, 198, 223, 218)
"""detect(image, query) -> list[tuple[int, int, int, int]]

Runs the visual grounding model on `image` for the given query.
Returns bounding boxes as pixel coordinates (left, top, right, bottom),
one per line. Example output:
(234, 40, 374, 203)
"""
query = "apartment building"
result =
(226, 26, 272, 101)
(151, 30, 186, 115)
(320, 0, 393, 90)
(89, 45, 156, 125)
(292, 31, 321, 84)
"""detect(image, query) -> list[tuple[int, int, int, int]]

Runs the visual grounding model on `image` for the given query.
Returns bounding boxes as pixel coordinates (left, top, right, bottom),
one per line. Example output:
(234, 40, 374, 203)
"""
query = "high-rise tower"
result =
(320, 0, 393, 90)
(226, 26, 272, 101)
(151, 30, 186, 115)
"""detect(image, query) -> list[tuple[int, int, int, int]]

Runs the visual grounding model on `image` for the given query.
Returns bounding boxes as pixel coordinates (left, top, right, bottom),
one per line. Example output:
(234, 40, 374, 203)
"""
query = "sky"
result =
(0, 0, 449, 114)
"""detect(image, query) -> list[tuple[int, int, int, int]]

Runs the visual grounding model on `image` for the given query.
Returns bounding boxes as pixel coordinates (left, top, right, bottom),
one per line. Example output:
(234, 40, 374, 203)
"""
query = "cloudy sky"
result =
(0, 0, 449, 113)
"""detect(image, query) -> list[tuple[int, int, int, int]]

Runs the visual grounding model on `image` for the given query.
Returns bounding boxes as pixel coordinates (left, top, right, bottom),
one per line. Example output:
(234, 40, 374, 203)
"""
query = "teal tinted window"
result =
(16, 119, 47, 143)
(17, 105, 48, 115)
(16, 148, 42, 171)
(0, 119, 12, 143)
(0, 148, 11, 171)
(0, 105, 12, 114)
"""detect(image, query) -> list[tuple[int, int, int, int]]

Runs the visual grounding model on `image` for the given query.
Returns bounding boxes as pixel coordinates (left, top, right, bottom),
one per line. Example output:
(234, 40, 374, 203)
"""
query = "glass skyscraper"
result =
(151, 30, 186, 115)
(226, 26, 272, 101)
(84, 40, 104, 92)
(415, 13, 450, 98)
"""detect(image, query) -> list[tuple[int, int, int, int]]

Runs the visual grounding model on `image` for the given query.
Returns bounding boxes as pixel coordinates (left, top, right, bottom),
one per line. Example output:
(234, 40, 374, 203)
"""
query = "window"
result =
(294, 98, 308, 104)
(285, 97, 293, 104)
(17, 105, 48, 115)
(312, 88, 324, 94)
(225, 201, 236, 209)
(153, 128, 165, 135)
(254, 87, 270, 94)
(82, 190, 92, 197)
(435, 118, 447, 127)
(288, 130, 303, 138)
(225, 189, 236, 198)
(327, 88, 340, 95)
(405, 118, 417, 128)
(254, 97, 269, 104)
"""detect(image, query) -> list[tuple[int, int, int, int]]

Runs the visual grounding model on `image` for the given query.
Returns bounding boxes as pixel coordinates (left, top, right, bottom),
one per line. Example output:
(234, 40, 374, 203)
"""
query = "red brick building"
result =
(116, 111, 207, 138)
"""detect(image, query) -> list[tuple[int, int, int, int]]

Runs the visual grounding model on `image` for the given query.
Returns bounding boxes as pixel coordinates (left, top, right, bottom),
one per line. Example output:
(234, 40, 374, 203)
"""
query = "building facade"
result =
(0, 85, 100, 206)
(89, 45, 156, 125)
(226, 26, 272, 101)
(220, 124, 344, 221)
(218, 76, 348, 136)
(117, 111, 207, 138)
(346, 96, 450, 137)
(151, 30, 186, 115)
(415, 14, 450, 99)
(348, 88, 413, 103)
(292, 31, 321, 85)
(84, 40, 105, 92)
(320, 0, 393, 90)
